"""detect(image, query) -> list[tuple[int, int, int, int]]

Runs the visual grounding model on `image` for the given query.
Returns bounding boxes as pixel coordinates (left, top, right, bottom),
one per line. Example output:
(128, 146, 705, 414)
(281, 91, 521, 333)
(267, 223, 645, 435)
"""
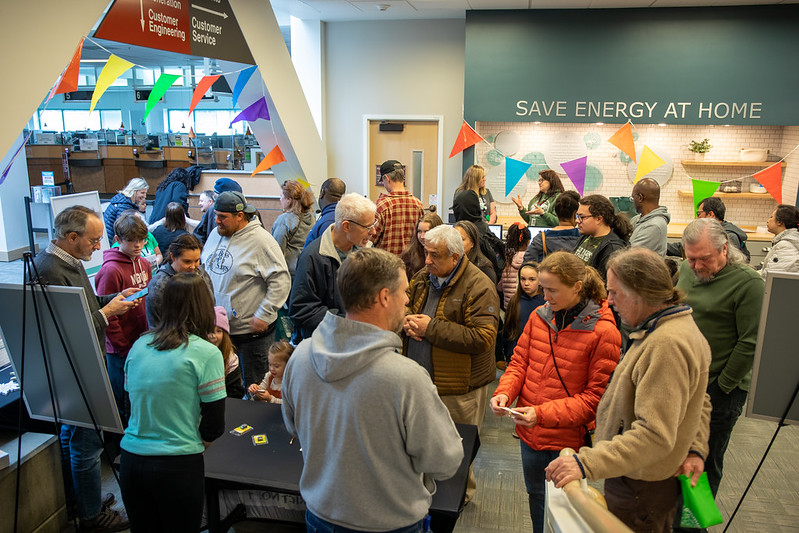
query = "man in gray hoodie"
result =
(282, 248, 463, 532)
(629, 178, 671, 256)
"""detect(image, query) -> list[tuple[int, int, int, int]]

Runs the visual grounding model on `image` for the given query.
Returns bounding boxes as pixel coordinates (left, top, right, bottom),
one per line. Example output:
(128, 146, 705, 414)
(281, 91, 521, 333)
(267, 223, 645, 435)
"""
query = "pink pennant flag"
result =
(753, 162, 783, 204)
(230, 97, 270, 126)
(188, 75, 220, 117)
(561, 156, 588, 195)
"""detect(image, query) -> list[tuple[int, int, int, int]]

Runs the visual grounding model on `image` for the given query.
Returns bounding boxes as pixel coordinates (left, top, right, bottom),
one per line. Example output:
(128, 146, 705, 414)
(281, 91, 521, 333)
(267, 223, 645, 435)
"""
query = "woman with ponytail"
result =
(489, 251, 620, 533)
(546, 247, 712, 532)
(498, 222, 532, 308)
(573, 194, 632, 280)
(762, 204, 799, 278)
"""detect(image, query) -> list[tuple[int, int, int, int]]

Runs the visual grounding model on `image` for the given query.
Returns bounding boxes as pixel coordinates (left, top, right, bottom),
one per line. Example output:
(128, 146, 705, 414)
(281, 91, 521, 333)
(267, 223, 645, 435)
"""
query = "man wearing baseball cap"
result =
(202, 191, 290, 388)
(372, 160, 424, 255)
(193, 178, 243, 244)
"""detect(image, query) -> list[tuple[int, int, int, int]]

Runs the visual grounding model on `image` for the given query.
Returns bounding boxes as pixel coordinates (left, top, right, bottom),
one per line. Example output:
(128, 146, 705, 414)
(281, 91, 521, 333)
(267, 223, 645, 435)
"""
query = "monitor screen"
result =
(488, 224, 502, 239)
(528, 226, 548, 240)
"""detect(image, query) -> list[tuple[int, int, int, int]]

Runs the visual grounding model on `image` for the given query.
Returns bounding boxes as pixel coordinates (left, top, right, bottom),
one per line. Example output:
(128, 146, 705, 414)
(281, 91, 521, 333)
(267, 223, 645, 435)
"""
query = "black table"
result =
(204, 398, 480, 533)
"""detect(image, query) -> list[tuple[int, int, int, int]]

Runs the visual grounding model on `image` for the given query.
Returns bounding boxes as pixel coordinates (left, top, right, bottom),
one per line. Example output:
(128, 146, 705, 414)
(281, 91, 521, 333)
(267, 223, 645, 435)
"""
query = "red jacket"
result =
(95, 248, 151, 358)
(494, 300, 620, 451)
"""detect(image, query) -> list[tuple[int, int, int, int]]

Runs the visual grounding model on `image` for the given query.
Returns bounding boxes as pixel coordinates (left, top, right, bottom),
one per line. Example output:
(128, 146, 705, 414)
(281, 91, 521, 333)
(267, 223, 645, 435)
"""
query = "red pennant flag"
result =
(251, 145, 286, 176)
(753, 162, 783, 204)
(449, 121, 484, 158)
(53, 38, 84, 95)
(188, 75, 220, 117)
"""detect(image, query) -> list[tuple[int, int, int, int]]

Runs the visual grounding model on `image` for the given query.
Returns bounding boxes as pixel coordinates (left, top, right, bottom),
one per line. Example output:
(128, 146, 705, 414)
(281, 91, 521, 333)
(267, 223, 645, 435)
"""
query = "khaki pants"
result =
(441, 384, 490, 503)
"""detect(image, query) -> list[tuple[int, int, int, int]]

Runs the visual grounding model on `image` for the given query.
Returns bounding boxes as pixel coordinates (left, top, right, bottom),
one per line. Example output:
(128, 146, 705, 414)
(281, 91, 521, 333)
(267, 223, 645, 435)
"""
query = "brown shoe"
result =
(80, 507, 129, 532)
(496, 361, 507, 371)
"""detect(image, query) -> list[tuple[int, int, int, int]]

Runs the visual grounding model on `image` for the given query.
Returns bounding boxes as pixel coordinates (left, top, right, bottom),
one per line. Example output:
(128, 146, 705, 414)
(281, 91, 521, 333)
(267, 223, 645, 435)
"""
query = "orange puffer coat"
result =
(494, 299, 620, 451)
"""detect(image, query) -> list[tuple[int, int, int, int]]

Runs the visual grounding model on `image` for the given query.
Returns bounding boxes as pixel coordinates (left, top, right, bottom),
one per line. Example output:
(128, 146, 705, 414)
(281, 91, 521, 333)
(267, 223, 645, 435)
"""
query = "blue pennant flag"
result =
(505, 157, 532, 196)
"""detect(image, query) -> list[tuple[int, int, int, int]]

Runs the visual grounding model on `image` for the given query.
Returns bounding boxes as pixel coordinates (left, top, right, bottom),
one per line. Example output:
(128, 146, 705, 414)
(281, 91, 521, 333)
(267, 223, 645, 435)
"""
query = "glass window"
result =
(166, 109, 193, 132)
(163, 67, 185, 86)
(63, 110, 101, 131)
(38, 110, 64, 132)
(78, 67, 97, 87)
(100, 110, 123, 129)
(135, 68, 156, 86)
(110, 70, 132, 87)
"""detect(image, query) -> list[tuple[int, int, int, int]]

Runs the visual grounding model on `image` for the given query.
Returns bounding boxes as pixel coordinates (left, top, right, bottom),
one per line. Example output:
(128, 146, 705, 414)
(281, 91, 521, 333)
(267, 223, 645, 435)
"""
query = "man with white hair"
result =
(403, 224, 499, 502)
(289, 193, 377, 342)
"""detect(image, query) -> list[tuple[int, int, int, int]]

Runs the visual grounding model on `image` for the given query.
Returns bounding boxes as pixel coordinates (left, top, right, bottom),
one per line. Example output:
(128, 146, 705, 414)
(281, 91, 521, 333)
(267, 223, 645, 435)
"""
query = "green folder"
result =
(679, 472, 723, 528)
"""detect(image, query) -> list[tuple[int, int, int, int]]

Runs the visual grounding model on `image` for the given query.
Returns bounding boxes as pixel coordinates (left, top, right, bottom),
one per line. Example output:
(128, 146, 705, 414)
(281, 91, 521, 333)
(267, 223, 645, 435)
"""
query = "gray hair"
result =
(682, 218, 745, 266)
(337, 248, 404, 313)
(424, 225, 464, 257)
(119, 177, 148, 199)
(54, 205, 101, 239)
(334, 193, 376, 228)
(607, 248, 681, 306)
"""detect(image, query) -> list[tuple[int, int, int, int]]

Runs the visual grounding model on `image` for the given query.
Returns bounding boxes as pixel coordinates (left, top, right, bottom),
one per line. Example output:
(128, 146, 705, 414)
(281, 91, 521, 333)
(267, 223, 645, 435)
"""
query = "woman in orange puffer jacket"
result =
(490, 251, 621, 533)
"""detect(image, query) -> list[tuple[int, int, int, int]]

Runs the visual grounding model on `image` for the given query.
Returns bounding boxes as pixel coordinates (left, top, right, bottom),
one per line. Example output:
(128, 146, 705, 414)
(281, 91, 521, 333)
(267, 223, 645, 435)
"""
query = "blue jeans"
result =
(60, 424, 104, 520)
(306, 510, 425, 533)
(520, 442, 560, 533)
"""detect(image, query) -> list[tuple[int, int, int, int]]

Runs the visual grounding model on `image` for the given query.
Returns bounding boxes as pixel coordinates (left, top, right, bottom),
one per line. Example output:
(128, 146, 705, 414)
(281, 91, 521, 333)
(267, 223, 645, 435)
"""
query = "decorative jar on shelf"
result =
(694, 152, 705, 162)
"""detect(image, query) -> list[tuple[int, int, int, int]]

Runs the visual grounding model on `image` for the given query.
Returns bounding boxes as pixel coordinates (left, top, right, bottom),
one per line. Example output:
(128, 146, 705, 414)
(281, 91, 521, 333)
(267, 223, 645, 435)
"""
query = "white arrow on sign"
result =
(140, 0, 145, 31)
(192, 4, 228, 19)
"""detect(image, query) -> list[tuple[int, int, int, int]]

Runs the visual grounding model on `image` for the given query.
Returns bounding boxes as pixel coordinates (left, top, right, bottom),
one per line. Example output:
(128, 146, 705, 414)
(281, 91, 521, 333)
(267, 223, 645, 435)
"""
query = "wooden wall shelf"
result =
(680, 160, 786, 168)
(677, 190, 777, 199)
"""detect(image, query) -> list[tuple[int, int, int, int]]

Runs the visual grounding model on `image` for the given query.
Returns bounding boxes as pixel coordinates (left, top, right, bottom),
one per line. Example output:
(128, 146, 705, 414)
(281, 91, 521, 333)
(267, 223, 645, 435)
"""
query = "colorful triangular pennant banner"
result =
(231, 97, 270, 126)
(251, 145, 286, 176)
(91, 55, 134, 113)
(608, 121, 636, 163)
(691, 179, 721, 217)
(449, 121, 484, 158)
(188, 75, 221, 117)
(297, 178, 311, 189)
(505, 157, 532, 197)
(561, 156, 588, 196)
(232, 66, 257, 108)
(635, 145, 666, 182)
(53, 38, 84, 97)
(753, 162, 783, 204)
(188, 127, 196, 139)
(144, 73, 181, 121)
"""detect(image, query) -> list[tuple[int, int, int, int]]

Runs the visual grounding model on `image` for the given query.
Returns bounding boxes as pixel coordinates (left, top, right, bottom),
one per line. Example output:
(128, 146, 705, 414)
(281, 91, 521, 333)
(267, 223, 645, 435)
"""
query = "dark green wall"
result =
(465, 6, 799, 125)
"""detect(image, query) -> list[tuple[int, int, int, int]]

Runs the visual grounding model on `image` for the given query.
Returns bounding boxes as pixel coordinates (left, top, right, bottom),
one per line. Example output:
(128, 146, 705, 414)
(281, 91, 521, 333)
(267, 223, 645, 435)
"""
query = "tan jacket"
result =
(578, 306, 712, 482)
(404, 258, 500, 396)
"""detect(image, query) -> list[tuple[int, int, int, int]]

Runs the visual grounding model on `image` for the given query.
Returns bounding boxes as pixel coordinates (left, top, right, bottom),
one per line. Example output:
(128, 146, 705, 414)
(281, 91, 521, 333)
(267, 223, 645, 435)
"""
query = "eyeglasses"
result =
(575, 214, 595, 222)
(346, 219, 378, 230)
(74, 232, 102, 246)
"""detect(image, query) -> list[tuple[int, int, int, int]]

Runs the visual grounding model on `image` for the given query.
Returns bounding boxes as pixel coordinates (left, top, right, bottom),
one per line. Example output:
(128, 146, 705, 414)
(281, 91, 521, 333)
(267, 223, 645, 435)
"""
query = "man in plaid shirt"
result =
(372, 159, 425, 255)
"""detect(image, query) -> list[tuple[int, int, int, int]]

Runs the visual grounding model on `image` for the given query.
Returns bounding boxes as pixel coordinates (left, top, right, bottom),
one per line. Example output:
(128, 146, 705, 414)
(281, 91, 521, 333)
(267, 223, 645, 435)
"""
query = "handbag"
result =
(548, 327, 592, 448)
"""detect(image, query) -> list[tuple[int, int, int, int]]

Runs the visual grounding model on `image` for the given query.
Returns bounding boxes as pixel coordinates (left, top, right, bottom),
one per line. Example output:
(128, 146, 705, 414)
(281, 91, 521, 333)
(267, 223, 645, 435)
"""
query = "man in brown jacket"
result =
(403, 225, 499, 502)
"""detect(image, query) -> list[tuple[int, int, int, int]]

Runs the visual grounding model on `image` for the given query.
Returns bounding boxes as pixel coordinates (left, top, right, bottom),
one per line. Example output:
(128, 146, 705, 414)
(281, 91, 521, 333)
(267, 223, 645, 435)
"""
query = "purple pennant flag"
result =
(561, 156, 588, 195)
(230, 97, 270, 126)
(0, 131, 33, 186)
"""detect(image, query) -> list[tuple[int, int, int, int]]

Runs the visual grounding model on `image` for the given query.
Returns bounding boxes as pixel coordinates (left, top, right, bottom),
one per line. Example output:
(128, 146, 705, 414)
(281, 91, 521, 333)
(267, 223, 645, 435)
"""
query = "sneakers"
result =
(80, 507, 129, 533)
(101, 492, 116, 509)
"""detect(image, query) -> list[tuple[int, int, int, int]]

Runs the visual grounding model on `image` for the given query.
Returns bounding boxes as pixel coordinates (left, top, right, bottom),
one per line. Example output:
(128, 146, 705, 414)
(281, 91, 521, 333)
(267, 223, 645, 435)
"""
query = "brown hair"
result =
(148, 273, 215, 351)
(400, 212, 443, 280)
(606, 248, 682, 306)
(268, 340, 295, 364)
(532, 169, 566, 204)
(538, 251, 606, 302)
(337, 248, 405, 313)
(579, 194, 633, 242)
(282, 180, 314, 214)
(165, 233, 202, 265)
(504, 261, 542, 340)
(114, 212, 148, 241)
(216, 328, 236, 369)
(456, 165, 487, 196)
(164, 202, 187, 232)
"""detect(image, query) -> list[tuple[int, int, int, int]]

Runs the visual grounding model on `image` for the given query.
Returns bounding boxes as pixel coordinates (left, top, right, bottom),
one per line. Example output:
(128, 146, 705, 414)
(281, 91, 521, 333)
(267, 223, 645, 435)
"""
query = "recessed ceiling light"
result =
(595, 122, 604, 126)
(658, 123, 667, 127)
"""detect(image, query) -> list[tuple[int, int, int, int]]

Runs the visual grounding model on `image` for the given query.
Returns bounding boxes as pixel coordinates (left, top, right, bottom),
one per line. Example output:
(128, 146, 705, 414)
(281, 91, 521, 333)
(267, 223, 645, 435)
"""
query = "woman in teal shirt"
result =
(120, 273, 226, 532)
(512, 169, 565, 227)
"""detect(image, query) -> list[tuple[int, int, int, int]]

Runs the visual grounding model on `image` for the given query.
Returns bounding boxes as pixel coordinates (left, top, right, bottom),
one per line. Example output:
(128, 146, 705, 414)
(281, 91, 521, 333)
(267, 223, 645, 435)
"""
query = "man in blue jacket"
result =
(304, 177, 346, 247)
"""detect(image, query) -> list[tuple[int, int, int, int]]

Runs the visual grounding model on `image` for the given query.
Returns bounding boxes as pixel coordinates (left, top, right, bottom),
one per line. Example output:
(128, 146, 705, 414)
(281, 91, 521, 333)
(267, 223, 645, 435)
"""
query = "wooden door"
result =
(368, 120, 438, 208)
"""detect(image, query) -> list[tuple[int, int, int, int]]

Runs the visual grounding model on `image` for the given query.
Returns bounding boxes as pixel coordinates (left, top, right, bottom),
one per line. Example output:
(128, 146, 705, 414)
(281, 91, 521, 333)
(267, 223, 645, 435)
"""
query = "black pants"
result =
(120, 450, 205, 533)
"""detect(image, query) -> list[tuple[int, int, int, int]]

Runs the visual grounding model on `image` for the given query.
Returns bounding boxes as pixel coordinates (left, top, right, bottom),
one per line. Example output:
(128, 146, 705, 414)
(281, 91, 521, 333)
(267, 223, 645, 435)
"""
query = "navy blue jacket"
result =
(104, 193, 138, 243)
(149, 181, 188, 224)
(304, 202, 336, 248)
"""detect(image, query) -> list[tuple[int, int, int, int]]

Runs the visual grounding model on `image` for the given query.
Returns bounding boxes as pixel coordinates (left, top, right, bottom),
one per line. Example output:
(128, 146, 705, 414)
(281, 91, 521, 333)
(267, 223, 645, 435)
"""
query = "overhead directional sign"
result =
(94, 0, 255, 64)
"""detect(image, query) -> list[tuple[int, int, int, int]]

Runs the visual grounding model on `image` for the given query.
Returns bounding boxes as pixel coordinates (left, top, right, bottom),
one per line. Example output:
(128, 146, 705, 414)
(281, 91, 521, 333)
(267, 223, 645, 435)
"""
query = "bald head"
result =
(632, 178, 661, 215)
(319, 178, 346, 209)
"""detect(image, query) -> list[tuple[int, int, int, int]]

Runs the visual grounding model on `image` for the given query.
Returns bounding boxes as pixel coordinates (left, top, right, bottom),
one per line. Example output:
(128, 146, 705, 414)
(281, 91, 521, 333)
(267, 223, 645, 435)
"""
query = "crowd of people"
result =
(40, 160, 799, 532)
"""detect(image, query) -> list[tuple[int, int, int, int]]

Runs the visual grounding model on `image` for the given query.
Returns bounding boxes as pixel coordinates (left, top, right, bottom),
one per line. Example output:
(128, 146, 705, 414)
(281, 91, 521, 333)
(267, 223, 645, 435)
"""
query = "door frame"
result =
(363, 114, 444, 213)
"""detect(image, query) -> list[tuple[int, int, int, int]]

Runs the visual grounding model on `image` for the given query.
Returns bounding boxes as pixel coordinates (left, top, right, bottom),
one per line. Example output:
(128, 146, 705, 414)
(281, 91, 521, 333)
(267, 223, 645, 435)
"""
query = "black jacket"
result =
(573, 231, 629, 280)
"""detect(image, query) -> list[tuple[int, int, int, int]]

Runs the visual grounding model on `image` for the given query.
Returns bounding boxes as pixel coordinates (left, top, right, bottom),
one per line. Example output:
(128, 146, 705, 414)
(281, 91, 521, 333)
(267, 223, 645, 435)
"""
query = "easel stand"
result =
(12, 252, 121, 533)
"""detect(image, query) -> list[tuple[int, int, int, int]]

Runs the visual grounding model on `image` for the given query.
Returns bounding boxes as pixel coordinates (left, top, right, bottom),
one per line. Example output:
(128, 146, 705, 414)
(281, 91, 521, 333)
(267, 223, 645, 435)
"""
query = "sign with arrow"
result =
(94, 0, 255, 64)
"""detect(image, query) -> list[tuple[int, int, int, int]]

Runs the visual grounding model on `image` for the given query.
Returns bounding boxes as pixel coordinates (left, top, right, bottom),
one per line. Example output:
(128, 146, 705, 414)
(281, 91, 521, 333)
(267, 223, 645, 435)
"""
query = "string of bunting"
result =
(449, 119, 792, 208)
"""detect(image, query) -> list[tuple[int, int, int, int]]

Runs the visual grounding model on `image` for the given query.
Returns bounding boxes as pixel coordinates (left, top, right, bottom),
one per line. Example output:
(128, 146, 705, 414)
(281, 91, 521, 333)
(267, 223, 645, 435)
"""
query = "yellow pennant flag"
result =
(635, 145, 666, 183)
(296, 178, 311, 189)
(91, 55, 134, 113)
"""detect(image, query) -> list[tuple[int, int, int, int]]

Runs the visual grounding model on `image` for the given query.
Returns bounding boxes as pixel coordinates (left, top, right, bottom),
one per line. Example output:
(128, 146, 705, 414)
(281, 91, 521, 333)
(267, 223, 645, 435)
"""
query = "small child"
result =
(248, 341, 294, 404)
(498, 222, 532, 309)
(208, 306, 245, 399)
(503, 261, 546, 362)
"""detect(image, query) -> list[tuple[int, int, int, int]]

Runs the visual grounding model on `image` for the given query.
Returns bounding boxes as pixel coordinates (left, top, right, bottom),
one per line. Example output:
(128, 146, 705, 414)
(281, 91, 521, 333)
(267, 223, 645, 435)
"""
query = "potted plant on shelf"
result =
(689, 138, 712, 161)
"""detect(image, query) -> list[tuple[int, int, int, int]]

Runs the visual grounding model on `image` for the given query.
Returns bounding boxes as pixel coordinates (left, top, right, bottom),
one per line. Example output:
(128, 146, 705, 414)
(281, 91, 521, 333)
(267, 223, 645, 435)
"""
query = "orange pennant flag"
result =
(53, 38, 85, 96)
(188, 75, 220, 117)
(753, 162, 783, 203)
(608, 122, 637, 163)
(449, 121, 484, 158)
(188, 127, 196, 139)
(251, 145, 286, 176)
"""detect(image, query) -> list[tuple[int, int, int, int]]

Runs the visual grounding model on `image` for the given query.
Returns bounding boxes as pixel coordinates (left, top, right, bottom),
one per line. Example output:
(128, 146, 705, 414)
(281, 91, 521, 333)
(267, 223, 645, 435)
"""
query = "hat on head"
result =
(214, 178, 242, 194)
(214, 306, 229, 333)
(380, 160, 402, 176)
(214, 191, 256, 215)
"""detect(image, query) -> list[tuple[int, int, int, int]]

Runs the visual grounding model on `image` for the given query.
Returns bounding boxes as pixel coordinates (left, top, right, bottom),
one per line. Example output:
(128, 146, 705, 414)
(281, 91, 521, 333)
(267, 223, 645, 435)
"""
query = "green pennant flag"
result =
(691, 179, 720, 218)
(144, 74, 181, 122)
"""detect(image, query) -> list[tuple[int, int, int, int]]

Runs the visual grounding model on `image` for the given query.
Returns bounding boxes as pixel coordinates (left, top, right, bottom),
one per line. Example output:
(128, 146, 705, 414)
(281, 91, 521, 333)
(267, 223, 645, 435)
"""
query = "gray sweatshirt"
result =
(630, 205, 671, 256)
(282, 312, 463, 530)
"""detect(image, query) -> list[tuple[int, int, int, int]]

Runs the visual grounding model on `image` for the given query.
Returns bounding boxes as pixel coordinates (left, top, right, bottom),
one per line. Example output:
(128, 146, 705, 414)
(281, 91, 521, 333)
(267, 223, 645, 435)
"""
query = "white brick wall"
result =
(475, 122, 796, 227)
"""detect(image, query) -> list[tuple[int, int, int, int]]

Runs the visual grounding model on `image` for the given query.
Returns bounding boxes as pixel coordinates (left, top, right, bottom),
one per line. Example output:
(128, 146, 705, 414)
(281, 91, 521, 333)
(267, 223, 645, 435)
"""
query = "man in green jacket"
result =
(675, 219, 764, 504)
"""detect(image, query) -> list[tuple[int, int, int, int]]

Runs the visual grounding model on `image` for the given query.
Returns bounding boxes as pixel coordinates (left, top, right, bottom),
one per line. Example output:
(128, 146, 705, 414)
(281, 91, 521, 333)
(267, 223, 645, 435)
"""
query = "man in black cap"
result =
(193, 178, 243, 245)
(372, 160, 424, 255)
(201, 191, 290, 388)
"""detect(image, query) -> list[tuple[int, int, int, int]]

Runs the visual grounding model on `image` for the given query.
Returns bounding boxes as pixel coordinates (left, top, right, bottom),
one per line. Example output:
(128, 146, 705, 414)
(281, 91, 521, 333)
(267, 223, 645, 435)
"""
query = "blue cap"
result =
(214, 178, 242, 194)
